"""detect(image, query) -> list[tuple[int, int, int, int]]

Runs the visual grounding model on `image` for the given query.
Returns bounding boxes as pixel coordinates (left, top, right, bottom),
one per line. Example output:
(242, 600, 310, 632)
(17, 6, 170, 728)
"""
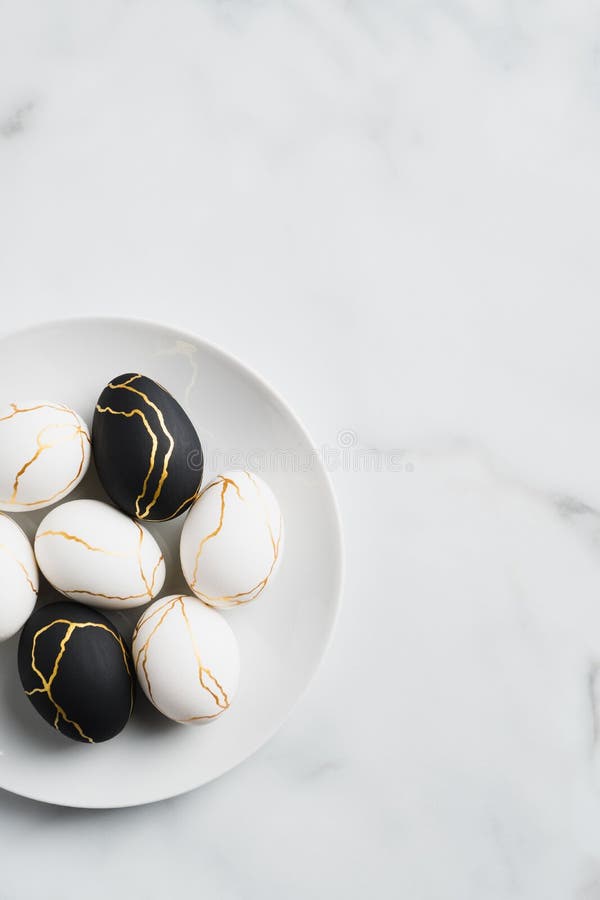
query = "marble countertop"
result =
(2, 1, 600, 897)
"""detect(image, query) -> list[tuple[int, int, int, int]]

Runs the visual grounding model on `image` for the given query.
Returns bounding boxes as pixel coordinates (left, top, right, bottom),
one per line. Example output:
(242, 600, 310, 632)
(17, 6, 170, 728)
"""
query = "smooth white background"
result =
(2, 1, 600, 897)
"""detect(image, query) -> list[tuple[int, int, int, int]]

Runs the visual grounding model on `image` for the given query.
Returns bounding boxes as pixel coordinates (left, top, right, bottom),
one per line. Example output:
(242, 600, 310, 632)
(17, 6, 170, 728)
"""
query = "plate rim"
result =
(0, 315, 345, 809)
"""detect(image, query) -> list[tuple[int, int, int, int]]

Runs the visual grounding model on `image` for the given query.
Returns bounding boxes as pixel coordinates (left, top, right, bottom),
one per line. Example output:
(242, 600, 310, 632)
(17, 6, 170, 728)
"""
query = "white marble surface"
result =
(2, 0, 600, 896)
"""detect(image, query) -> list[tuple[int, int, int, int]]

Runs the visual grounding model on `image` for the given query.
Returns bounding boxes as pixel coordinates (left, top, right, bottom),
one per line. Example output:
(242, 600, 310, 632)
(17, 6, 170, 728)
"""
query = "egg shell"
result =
(92, 373, 203, 522)
(132, 594, 240, 723)
(0, 401, 90, 511)
(0, 513, 38, 641)
(34, 499, 165, 610)
(18, 600, 134, 743)
(180, 470, 283, 608)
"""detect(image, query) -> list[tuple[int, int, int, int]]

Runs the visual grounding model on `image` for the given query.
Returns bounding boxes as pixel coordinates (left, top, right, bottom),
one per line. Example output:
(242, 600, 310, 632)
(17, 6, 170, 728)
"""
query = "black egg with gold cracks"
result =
(92, 373, 204, 521)
(18, 601, 134, 744)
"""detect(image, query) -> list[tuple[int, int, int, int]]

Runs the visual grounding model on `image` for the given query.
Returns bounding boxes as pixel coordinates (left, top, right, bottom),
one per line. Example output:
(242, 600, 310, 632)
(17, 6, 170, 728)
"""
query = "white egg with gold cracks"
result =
(34, 499, 165, 610)
(132, 594, 240, 724)
(180, 469, 284, 609)
(0, 401, 91, 511)
(0, 513, 38, 641)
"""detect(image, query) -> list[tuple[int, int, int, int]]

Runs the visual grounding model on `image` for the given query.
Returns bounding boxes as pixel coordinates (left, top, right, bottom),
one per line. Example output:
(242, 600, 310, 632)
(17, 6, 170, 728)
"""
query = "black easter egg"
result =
(92, 373, 203, 522)
(18, 600, 134, 744)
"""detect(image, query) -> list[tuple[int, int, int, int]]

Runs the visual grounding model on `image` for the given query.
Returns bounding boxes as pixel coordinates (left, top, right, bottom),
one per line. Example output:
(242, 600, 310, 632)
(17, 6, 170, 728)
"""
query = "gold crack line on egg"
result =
(0, 543, 36, 594)
(63, 588, 151, 602)
(26, 618, 132, 739)
(192, 583, 261, 606)
(149, 553, 164, 594)
(197, 474, 243, 502)
(132, 520, 163, 598)
(26, 620, 93, 742)
(133, 521, 153, 597)
(37, 526, 160, 603)
(29, 618, 131, 681)
(33, 622, 90, 737)
(134, 595, 181, 649)
(133, 596, 182, 708)
(35, 530, 131, 557)
(245, 471, 281, 557)
(152, 489, 200, 522)
(177, 597, 229, 710)
(132, 594, 180, 644)
(95, 404, 158, 518)
(107, 379, 175, 520)
(189, 476, 244, 589)
(0, 402, 71, 423)
(192, 514, 282, 606)
(223, 470, 282, 603)
(189, 480, 228, 588)
(189, 472, 281, 605)
(5, 428, 89, 508)
(133, 596, 229, 719)
(10, 423, 80, 502)
(31, 419, 90, 508)
(70, 409, 90, 510)
(2, 422, 89, 507)
(178, 712, 223, 722)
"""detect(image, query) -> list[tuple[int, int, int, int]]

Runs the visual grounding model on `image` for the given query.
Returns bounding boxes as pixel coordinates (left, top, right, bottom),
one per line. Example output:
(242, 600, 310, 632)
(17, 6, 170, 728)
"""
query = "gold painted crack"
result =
(153, 489, 200, 522)
(133, 521, 164, 598)
(102, 375, 175, 519)
(190, 472, 282, 606)
(25, 618, 132, 742)
(0, 543, 37, 594)
(36, 530, 131, 557)
(95, 403, 158, 518)
(36, 521, 163, 603)
(0, 405, 90, 508)
(0, 402, 71, 423)
(133, 596, 230, 721)
(189, 476, 243, 589)
(61, 588, 152, 602)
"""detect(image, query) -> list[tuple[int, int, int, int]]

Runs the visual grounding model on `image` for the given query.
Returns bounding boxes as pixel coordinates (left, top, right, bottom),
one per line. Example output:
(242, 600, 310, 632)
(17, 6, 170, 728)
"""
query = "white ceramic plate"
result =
(0, 318, 343, 808)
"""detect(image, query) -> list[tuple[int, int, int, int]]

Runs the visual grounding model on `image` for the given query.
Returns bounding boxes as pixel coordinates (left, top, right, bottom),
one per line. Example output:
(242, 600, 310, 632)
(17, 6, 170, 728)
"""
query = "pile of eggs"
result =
(0, 374, 283, 743)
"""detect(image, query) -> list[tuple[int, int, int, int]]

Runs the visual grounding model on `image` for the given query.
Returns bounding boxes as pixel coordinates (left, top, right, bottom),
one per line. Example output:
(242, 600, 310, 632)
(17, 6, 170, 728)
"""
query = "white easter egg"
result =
(34, 499, 165, 610)
(0, 401, 91, 511)
(0, 513, 38, 641)
(132, 594, 240, 723)
(179, 470, 283, 608)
